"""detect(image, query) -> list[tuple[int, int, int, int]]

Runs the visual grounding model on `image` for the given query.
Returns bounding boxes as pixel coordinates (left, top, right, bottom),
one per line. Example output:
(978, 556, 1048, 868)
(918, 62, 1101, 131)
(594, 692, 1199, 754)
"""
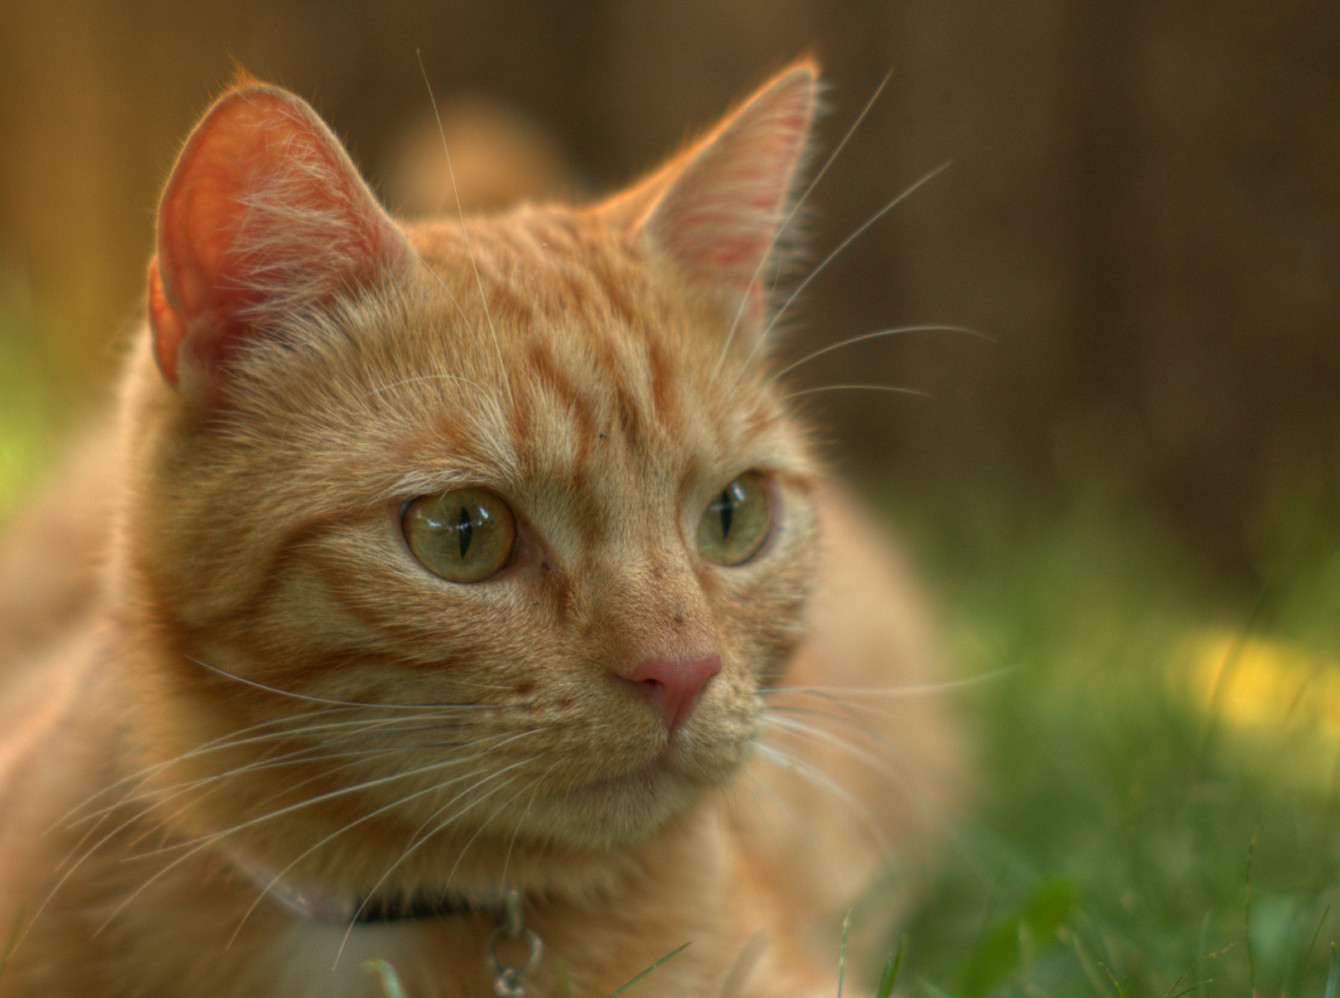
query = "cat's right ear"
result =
(147, 84, 413, 403)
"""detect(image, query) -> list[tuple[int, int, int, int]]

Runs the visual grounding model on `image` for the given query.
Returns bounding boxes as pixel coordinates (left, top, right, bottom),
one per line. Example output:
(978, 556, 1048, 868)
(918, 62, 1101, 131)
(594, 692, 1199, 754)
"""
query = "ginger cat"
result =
(0, 62, 958, 997)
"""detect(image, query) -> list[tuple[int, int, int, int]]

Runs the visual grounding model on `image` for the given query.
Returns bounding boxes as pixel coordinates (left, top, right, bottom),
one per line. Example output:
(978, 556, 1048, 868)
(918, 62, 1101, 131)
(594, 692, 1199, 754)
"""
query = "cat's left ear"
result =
(147, 82, 413, 402)
(632, 60, 819, 332)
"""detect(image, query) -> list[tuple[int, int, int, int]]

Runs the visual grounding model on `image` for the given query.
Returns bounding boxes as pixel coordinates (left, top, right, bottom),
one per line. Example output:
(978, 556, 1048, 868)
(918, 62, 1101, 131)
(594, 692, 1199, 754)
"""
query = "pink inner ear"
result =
(149, 85, 410, 398)
(641, 64, 817, 301)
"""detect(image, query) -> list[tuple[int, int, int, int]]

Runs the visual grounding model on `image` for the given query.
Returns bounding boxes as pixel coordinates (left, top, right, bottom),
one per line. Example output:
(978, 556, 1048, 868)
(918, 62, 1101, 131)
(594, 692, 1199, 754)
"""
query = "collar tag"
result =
(486, 888, 543, 998)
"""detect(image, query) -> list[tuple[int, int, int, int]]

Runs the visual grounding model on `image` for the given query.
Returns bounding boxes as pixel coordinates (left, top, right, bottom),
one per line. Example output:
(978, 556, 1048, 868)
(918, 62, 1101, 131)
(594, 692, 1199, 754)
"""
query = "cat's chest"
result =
(276, 923, 460, 998)
(230, 915, 668, 998)
(183, 917, 494, 998)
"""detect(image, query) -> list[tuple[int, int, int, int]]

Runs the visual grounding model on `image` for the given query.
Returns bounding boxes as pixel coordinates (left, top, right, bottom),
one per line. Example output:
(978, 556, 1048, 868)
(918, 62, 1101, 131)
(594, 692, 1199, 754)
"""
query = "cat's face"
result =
(122, 67, 820, 873)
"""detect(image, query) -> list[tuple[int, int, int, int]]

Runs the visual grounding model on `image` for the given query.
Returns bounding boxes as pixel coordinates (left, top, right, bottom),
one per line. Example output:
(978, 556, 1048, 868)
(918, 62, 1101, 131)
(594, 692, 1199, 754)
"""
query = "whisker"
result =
(237, 762, 513, 945)
(761, 713, 907, 790)
(763, 669, 1013, 702)
(160, 728, 529, 857)
(91, 733, 534, 937)
(43, 740, 446, 946)
(123, 739, 451, 852)
(773, 324, 989, 381)
(187, 656, 496, 709)
(55, 717, 436, 889)
(332, 757, 542, 966)
(443, 768, 547, 886)
(239, 740, 543, 949)
(62, 712, 485, 862)
(715, 69, 894, 377)
(498, 759, 560, 888)
(56, 707, 359, 825)
(750, 741, 892, 854)
(722, 763, 803, 860)
(761, 701, 963, 841)
(783, 383, 930, 403)
(62, 711, 469, 833)
(761, 161, 951, 345)
(54, 705, 493, 927)
(416, 50, 515, 412)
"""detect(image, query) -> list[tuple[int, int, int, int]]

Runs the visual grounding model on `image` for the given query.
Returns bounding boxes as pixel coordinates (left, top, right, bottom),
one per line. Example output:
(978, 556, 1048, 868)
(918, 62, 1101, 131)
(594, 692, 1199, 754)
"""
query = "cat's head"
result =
(121, 63, 823, 883)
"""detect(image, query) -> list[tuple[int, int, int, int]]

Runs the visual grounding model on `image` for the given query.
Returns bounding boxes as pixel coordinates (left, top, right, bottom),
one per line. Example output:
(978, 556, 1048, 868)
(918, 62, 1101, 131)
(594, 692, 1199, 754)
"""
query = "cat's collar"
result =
(226, 850, 514, 925)
(271, 877, 502, 925)
(243, 863, 546, 993)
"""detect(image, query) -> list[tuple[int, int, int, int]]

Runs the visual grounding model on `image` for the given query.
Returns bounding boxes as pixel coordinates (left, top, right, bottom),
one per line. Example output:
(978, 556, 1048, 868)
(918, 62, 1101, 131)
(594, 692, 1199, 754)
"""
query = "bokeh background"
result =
(2, 0, 1337, 575)
(4, 3, 1340, 994)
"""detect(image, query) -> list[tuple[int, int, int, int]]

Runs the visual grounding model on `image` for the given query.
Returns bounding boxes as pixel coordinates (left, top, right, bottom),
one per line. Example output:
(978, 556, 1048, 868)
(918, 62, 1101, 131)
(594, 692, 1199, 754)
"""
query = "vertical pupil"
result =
(719, 487, 734, 538)
(457, 504, 474, 558)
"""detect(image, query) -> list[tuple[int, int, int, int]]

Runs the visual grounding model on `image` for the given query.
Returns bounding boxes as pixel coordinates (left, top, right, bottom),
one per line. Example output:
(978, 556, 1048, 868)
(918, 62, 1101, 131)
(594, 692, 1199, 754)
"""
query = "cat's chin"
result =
(517, 753, 727, 850)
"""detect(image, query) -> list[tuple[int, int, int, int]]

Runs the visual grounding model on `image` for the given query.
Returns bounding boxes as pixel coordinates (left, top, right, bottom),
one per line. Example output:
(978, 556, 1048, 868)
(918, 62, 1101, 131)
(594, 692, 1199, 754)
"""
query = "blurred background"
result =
(1, 0, 1337, 578)
(4, 3, 1340, 993)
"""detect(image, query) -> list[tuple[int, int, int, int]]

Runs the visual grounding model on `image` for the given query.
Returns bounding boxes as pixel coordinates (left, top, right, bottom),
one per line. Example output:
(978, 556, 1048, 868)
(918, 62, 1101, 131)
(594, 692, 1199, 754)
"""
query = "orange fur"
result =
(0, 62, 960, 997)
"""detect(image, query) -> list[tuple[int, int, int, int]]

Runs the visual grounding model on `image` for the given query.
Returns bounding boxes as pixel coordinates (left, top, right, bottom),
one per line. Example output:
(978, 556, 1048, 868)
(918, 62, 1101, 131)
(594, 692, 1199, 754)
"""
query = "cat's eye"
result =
(697, 472, 771, 566)
(402, 488, 517, 583)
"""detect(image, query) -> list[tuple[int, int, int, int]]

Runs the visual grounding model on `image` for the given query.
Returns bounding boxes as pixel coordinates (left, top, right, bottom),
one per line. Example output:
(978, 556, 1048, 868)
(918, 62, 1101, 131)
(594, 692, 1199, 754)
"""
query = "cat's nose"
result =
(619, 655, 721, 735)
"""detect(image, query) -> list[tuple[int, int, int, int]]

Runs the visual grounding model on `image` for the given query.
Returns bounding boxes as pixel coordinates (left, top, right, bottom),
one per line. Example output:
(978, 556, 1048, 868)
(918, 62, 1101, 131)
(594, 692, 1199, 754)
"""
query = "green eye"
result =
(402, 488, 517, 583)
(697, 472, 771, 566)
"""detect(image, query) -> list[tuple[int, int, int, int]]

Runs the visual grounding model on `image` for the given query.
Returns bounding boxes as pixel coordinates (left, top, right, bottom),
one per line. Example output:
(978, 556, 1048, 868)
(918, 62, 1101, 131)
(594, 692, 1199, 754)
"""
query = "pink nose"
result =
(620, 655, 721, 735)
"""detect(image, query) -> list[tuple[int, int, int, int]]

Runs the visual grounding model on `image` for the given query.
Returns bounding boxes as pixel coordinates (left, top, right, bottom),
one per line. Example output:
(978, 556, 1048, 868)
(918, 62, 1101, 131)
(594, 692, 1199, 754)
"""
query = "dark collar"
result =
(227, 850, 507, 925)
(353, 890, 500, 924)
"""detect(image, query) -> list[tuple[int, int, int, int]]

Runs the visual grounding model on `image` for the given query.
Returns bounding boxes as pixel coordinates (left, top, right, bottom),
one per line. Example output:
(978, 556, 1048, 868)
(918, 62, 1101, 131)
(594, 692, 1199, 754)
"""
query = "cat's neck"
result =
(223, 845, 515, 924)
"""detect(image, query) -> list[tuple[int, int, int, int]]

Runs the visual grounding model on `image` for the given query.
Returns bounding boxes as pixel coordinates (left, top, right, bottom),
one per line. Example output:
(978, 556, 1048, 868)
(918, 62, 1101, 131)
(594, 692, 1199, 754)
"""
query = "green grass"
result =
(885, 468, 1340, 998)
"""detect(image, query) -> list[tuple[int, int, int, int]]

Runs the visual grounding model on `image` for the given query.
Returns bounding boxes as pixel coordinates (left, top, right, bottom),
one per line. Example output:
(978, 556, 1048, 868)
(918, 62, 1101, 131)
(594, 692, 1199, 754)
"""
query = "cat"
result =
(0, 60, 960, 997)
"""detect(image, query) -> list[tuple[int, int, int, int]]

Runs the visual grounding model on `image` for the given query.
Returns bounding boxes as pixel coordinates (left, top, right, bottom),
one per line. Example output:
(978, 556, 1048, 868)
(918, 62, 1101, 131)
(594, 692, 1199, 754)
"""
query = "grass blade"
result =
(607, 941, 692, 997)
(0, 908, 21, 982)
(363, 958, 407, 998)
(838, 910, 851, 998)
(875, 936, 906, 998)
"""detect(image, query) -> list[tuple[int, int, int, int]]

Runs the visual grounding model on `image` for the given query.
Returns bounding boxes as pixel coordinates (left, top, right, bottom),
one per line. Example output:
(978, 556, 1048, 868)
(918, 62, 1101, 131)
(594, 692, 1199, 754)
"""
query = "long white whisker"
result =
(162, 728, 529, 858)
(128, 716, 483, 848)
(416, 50, 515, 411)
(725, 763, 803, 859)
(332, 758, 541, 966)
(784, 383, 930, 402)
(761, 714, 908, 791)
(120, 743, 421, 850)
(750, 741, 891, 854)
(443, 769, 548, 887)
(52, 719, 455, 917)
(714, 69, 894, 377)
(499, 760, 560, 888)
(51, 719, 531, 945)
(91, 734, 532, 937)
(764, 669, 1013, 702)
(761, 161, 951, 346)
(47, 705, 494, 940)
(64, 713, 454, 831)
(239, 739, 543, 950)
(187, 657, 492, 709)
(773, 324, 988, 381)
(56, 707, 360, 826)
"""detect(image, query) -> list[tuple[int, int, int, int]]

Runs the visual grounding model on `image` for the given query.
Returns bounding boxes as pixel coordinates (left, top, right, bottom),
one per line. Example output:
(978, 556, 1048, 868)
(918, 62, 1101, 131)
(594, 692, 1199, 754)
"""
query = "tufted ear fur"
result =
(637, 60, 819, 329)
(147, 82, 413, 402)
